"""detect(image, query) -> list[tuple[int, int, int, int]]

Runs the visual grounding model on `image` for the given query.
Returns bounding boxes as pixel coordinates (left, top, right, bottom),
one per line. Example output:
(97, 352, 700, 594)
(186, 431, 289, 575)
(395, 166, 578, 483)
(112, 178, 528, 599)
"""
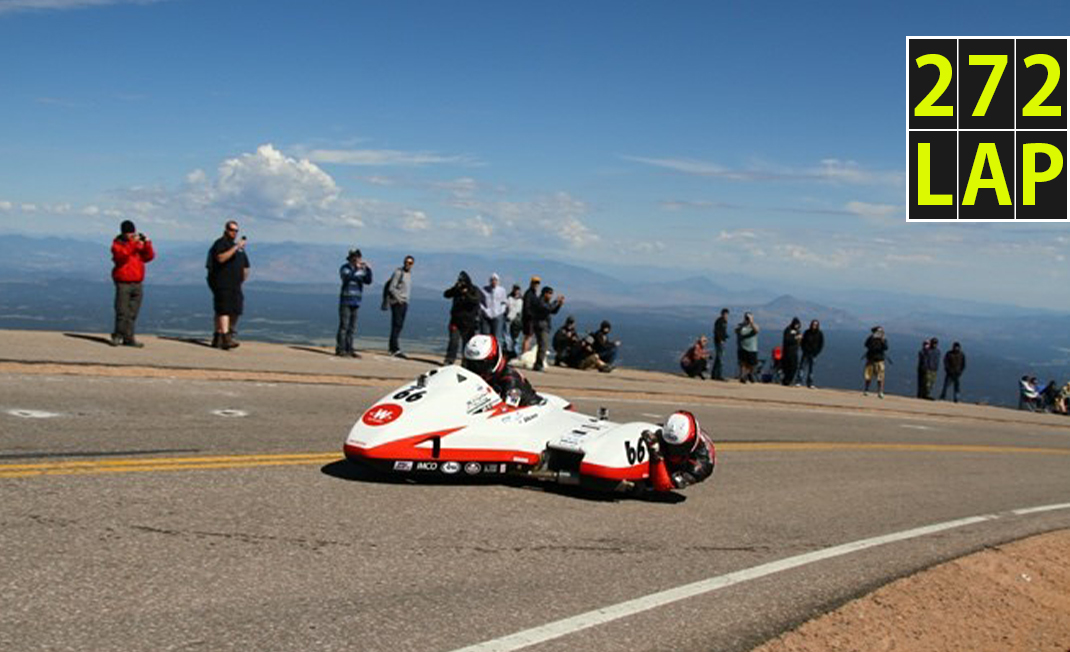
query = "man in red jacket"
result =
(110, 220, 155, 347)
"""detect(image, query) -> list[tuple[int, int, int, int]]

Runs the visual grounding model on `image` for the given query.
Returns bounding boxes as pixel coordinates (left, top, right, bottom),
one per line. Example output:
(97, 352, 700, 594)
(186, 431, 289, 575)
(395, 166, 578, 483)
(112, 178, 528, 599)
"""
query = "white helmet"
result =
(463, 334, 504, 375)
(662, 411, 700, 453)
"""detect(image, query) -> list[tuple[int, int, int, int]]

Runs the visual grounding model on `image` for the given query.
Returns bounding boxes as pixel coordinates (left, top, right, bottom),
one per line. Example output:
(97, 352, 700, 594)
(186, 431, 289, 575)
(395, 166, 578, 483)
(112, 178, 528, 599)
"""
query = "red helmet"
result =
(463, 334, 505, 376)
(662, 410, 700, 454)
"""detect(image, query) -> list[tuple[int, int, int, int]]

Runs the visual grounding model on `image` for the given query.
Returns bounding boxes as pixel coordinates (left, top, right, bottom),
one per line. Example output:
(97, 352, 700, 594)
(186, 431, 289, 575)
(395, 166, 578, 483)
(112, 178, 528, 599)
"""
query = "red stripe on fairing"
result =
(579, 461, 650, 481)
(344, 426, 540, 465)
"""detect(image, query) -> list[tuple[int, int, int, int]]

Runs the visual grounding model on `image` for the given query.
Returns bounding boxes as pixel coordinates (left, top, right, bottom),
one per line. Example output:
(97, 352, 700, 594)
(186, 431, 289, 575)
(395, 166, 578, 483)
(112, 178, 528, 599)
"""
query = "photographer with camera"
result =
(443, 270, 482, 365)
(206, 220, 250, 350)
(109, 220, 155, 347)
(336, 248, 372, 358)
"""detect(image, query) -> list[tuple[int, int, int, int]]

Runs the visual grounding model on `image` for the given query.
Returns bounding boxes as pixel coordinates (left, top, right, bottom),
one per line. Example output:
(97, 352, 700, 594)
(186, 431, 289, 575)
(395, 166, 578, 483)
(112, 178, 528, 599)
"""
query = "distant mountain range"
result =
(1, 233, 1068, 407)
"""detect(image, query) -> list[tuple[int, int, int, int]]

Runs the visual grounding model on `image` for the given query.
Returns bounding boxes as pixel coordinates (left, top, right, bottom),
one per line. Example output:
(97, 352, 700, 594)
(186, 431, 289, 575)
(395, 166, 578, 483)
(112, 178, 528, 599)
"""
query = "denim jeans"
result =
(797, 353, 816, 386)
(598, 343, 619, 366)
(389, 302, 407, 353)
(336, 304, 359, 354)
(711, 341, 725, 380)
(940, 373, 961, 401)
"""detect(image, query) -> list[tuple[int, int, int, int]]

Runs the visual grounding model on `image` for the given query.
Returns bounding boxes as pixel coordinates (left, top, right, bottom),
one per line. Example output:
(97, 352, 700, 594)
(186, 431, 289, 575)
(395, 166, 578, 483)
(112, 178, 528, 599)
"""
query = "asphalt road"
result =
(2, 371, 1070, 652)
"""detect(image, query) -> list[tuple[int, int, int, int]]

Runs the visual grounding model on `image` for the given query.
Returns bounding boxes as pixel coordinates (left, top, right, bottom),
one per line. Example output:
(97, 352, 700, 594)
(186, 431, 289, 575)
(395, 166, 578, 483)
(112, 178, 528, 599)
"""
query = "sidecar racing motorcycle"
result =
(343, 366, 714, 493)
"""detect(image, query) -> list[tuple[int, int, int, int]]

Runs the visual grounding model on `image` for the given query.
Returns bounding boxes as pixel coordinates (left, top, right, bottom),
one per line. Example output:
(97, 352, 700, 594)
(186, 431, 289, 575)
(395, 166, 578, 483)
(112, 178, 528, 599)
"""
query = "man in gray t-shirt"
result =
(383, 255, 414, 357)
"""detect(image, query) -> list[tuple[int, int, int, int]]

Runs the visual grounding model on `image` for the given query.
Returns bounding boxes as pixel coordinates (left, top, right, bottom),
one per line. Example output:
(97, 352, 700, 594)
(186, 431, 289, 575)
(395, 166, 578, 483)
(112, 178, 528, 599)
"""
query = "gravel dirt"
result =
(752, 529, 1070, 652)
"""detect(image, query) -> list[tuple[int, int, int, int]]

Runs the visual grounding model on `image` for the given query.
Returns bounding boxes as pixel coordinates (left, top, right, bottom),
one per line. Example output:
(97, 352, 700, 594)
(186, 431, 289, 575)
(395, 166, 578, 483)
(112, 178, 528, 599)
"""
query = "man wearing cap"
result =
(110, 220, 155, 347)
(337, 248, 373, 357)
(520, 276, 541, 353)
(528, 285, 565, 372)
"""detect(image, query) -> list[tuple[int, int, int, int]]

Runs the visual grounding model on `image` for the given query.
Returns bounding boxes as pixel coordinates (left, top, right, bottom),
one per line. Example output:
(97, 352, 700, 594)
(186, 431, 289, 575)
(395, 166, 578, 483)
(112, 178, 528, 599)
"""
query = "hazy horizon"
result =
(2, 1, 1068, 310)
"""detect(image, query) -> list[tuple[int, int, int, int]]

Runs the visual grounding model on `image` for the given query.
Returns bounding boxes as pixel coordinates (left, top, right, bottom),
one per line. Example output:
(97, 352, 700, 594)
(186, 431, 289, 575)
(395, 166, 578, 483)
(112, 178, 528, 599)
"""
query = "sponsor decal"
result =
(441, 461, 462, 474)
(362, 403, 403, 426)
(393, 461, 414, 472)
(415, 461, 438, 471)
(464, 462, 482, 475)
(512, 456, 528, 463)
(466, 388, 496, 414)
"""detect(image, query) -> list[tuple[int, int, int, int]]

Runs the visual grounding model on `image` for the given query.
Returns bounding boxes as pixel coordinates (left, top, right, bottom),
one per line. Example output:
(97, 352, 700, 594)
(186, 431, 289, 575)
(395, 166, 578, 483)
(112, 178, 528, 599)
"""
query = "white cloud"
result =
(433, 177, 480, 199)
(0, 201, 11, 211)
(445, 191, 600, 249)
(359, 175, 397, 186)
(466, 215, 494, 238)
(627, 240, 667, 253)
(622, 155, 734, 177)
(625, 154, 902, 186)
(305, 148, 476, 167)
(184, 144, 342, 222)
(0, 0, 163, 16)
(660, 199, 742, 211)
(401, 209, 430, 232)
(845, 201, 901, 221)
(717, 229, 758, 241)
(885, 253, 935, 264)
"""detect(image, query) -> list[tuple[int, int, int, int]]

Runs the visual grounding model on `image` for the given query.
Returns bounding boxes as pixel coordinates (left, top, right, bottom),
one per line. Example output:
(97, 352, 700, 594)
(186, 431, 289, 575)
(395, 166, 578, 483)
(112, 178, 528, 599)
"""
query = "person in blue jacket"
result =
(337, 248, 372, 358)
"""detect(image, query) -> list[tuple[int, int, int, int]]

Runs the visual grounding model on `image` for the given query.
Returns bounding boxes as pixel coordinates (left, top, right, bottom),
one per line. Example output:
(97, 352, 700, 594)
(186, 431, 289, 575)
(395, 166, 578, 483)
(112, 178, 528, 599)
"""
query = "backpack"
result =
(381, 272, 392, 311)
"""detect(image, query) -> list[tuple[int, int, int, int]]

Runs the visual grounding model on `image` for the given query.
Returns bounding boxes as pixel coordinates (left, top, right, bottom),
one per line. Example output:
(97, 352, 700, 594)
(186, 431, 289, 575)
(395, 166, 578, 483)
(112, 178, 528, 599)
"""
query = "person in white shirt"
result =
(504, 283, 524, 357)
(480, 273, 509, 349)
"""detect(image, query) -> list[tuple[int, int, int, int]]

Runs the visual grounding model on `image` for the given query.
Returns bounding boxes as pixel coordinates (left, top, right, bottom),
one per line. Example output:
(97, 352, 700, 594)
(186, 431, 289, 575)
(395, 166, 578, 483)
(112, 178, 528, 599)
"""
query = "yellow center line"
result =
(1, 443, 1068, 478)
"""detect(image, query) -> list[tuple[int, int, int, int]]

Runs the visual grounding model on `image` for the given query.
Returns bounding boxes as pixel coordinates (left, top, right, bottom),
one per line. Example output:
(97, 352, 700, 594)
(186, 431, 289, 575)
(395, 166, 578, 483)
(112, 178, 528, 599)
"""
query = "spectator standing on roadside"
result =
(923, 337, 941, 400)
(521, 276, 541, 353)
(383, 255, 414, 358)
(680, 335, 710, 379)
(940, 341, 966, 402)
(443, 271, 483, 365)
(480, 273, 508, 344)
(863, 326, 888, 398)
(797, 320, 824, 388)
(711, 308, 730, 381)
(735, 312, 759, 383)
(206, 219, 250, 350)
(336, 248, 372, 358)
(505, 284, 523, 357)
(530, 286, 564, 372)
(915, 340, 930, 398)
(781, 317, 802, 387)
(110, 220, 155, 348)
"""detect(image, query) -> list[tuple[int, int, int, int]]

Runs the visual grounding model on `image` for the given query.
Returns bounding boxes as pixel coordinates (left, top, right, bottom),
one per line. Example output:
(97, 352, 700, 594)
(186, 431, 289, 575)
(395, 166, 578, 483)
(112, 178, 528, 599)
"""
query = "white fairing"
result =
(344, 366, 659, 481)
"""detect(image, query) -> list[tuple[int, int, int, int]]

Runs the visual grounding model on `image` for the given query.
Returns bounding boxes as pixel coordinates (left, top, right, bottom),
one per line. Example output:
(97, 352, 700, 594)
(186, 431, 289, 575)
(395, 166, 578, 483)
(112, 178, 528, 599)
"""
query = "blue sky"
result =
(0, 0, 1067, 307)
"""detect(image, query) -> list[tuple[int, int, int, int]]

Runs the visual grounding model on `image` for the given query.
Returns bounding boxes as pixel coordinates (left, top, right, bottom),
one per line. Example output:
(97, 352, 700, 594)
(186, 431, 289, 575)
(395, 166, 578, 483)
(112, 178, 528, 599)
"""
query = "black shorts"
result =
(740, 350, 757, 366)
(210, 283, 244, 316)
(522, 318, 535, 337)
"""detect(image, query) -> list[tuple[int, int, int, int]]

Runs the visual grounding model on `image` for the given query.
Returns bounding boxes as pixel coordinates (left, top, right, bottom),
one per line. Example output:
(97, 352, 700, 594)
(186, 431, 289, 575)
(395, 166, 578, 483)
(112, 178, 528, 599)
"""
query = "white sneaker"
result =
(878, 392, 884, 399)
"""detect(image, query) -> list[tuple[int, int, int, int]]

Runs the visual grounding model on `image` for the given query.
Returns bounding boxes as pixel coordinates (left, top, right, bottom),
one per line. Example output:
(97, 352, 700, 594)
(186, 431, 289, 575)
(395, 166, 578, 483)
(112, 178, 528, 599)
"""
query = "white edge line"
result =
(446, 504, 1070, 652)
(1012, 502, 1070, 515)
